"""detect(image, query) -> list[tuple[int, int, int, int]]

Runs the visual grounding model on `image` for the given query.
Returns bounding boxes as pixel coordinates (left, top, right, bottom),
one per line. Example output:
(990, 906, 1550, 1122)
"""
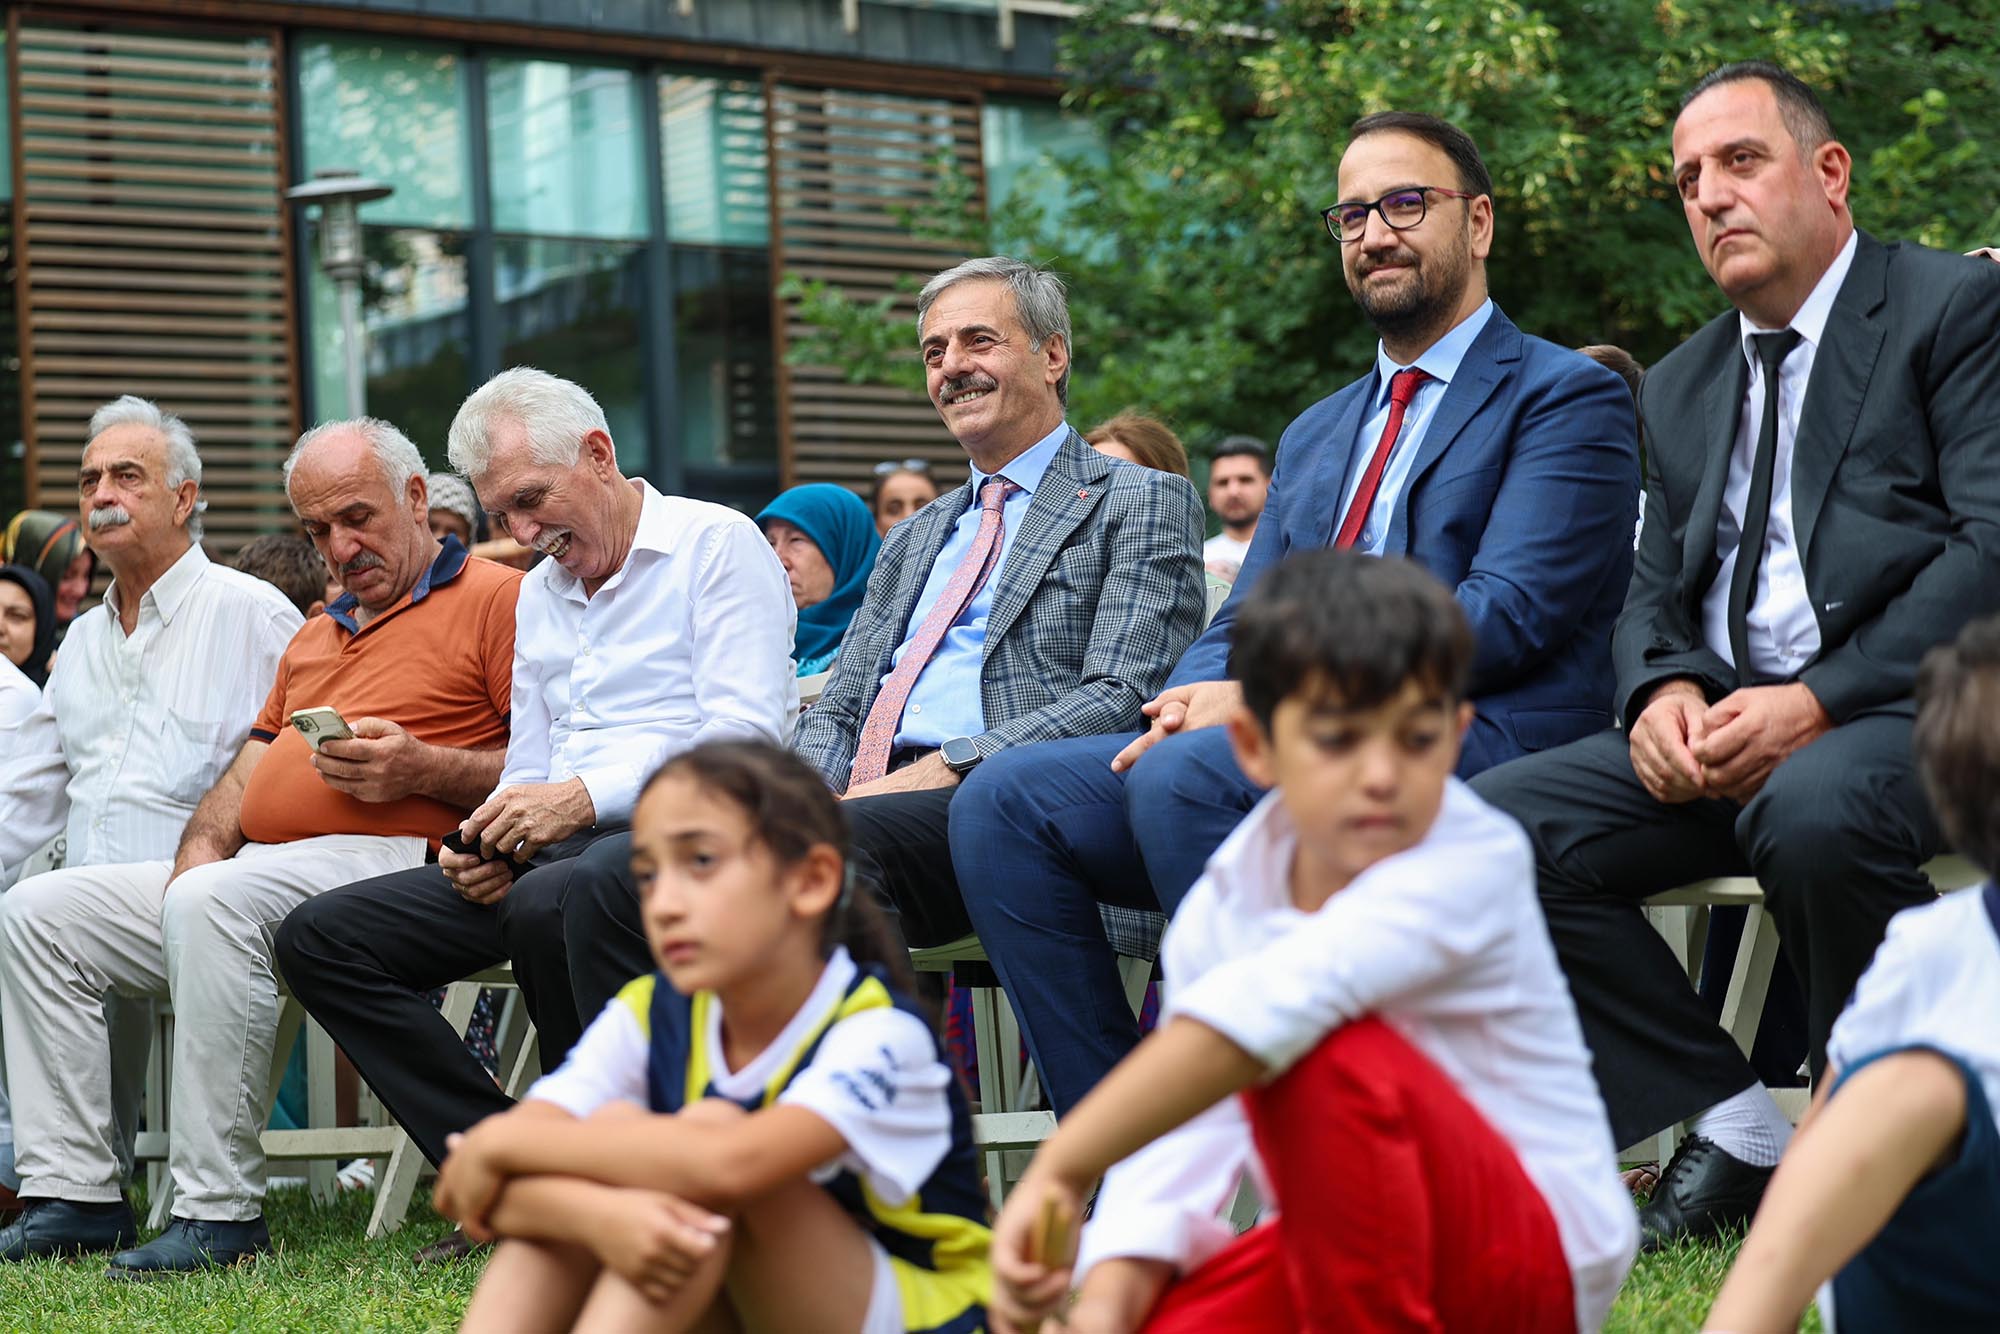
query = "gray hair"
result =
(916, 256, 1073, 405)
(87, 394, 204, 541)
(446, 367, 610, 480)
(283, 417, 428, 500)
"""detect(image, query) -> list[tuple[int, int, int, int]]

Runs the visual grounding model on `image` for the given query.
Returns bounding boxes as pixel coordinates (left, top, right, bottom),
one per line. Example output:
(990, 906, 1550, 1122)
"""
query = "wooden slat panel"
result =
(29, 26, 275, 61)
(27, 115, 276, 146)
(17, 90, 272, 124)
(32, 269, 284, 295)
(23, 49, 274, 84)
(17, 19, 298, 551)
(18, 71, 273, 104)
(771, 80, 981, 486)
(31, 245, 283, 273)
(27, 205, 284, 234)
(24, 136, 281, 169)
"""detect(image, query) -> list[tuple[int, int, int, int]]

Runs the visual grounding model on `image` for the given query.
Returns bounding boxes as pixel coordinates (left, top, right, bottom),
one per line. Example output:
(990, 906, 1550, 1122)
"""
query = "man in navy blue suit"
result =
(948, 110, 1641, 1116)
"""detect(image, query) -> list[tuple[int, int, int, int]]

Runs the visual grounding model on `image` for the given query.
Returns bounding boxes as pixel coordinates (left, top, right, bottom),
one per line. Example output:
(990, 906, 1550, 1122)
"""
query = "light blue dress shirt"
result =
(887, 421, 1070, 749)
(1338, 299, 1495, 556)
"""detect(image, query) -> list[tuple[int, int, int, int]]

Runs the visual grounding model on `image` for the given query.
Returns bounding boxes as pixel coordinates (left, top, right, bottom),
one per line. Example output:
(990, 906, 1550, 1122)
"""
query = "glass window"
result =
(661, 75, 768, 247)
(307, 226, 471, 464)
(982, 98, 1108, 238)
(673, 248, 777, 468)
(487, 60, 648, 240)
(495, 237, 650, 470)
(296, 36, 473, 230)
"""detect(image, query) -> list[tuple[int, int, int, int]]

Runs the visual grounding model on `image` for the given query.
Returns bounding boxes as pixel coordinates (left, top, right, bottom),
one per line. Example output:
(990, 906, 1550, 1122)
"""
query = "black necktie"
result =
(1727, 329, 1804, 682)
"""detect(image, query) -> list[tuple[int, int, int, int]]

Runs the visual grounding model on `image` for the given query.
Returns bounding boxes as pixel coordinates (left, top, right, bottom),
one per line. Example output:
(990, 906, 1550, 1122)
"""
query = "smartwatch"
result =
(940, 736, 983, 775)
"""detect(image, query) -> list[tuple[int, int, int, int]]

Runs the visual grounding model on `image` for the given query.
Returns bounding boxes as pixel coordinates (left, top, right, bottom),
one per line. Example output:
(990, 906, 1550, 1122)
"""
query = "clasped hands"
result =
(1629, 678, 1831, 805)
(438, 777, 596, 905)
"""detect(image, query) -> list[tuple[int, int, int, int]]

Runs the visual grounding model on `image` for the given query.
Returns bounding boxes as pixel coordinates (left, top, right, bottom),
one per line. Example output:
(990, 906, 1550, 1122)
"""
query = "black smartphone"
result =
(440, 829, 533, 881)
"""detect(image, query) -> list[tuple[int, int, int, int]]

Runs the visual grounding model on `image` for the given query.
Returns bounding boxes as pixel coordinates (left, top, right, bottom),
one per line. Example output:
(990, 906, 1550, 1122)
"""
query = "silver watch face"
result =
(942, 739, 979, 770)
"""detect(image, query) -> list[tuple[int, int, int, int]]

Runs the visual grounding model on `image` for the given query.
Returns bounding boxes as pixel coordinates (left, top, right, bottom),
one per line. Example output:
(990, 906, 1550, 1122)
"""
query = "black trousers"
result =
(273, 828, 649, 1166)
(843, 785, 966, 949)
(1469, 718, 1938, 1147)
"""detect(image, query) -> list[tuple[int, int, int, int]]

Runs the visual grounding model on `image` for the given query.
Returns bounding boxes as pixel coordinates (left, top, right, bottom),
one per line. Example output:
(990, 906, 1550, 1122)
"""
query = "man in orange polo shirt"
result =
(0, 417, 519, 1275)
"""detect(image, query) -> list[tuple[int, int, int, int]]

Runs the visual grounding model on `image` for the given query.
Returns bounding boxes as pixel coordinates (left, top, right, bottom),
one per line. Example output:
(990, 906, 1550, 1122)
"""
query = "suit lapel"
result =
(1791, 236, 1886, 567)
(1682, 350, 1749, 606)
(985, 431, 1104, 647)
(1385, 316, 1515, 554)
(1307, 378, 1378, 550)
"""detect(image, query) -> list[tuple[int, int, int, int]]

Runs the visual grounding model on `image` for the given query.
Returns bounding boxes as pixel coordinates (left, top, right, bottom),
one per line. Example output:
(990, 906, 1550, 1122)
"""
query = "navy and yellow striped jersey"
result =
(613, 958, 991, 1333)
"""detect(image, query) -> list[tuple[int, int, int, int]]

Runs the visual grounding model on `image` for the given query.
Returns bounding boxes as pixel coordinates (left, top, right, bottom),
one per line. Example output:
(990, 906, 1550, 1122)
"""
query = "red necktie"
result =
(849, 477, 1018, 787)
(1335, 367, 1430, 550)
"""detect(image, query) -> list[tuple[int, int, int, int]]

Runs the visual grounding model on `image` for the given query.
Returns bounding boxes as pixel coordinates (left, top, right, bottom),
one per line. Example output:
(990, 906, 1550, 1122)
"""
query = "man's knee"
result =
(1123, 726, 1244, 817)
(495, 863, 567, 947)
(1740, 752, 1925, 889)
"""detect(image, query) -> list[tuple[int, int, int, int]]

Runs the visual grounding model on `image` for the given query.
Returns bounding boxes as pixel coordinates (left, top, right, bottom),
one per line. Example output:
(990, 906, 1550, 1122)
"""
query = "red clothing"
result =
(1144, 1019, 1573, 1334)
(240, 545, 519, 849)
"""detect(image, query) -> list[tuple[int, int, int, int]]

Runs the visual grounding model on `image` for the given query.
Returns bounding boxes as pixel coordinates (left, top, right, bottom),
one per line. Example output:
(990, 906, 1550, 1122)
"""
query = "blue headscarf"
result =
(756, 484, 881, 678)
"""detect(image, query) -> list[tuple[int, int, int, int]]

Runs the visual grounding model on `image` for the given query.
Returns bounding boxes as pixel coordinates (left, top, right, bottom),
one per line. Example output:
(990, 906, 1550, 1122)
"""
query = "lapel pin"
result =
(1078, 488, 1090, 499)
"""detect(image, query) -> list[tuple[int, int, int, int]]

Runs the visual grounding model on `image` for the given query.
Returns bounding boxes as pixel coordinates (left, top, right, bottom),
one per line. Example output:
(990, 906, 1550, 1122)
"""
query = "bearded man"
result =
(946, 110, 1642, 1119)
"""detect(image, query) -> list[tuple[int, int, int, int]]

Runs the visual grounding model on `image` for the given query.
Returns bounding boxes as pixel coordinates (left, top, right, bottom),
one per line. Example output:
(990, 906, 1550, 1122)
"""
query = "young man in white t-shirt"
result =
(1707, 614, 2000, 1332)
(1200, 435, 1268, 582)
(989, 549, 1635, 1333)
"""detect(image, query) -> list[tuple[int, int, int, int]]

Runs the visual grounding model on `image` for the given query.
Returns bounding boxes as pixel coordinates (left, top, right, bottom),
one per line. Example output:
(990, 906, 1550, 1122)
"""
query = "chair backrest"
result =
(797, 670, 831, 708)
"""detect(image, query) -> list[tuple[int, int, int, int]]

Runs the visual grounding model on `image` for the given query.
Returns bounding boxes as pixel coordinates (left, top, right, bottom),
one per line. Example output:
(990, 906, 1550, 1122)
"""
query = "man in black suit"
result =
(1473, 61, 2000, 1249)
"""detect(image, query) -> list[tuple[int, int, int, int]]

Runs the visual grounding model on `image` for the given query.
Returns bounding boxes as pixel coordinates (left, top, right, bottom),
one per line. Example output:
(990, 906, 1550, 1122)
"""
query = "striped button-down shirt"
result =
(0, 542, 300, 872)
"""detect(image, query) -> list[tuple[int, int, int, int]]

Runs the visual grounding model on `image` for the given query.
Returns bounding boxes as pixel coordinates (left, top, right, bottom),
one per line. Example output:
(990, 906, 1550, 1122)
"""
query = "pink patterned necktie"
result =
(849, 477, 1018, 787)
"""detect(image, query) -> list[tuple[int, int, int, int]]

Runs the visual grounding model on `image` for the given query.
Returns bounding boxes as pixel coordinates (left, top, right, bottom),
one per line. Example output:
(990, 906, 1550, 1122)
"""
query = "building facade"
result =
(0, 0, 1092, 549)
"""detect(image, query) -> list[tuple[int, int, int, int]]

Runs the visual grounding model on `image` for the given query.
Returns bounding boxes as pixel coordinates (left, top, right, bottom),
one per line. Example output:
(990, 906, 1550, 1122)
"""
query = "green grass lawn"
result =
(0, 1187, 1813, 1333)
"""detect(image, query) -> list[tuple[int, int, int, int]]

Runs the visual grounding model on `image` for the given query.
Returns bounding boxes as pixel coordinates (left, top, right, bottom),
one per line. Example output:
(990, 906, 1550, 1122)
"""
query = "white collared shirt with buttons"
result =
(495, 480, 798, 825)
(0, 542, 303, 871)
(1702, 231, 1859, 681)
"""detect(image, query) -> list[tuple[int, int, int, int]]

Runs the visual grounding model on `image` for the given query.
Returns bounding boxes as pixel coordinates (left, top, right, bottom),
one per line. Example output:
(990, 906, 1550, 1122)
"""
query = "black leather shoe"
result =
(412, 1227, 488, 1266)
(106, 1216, 270, 1278)
(1637, 1134, 1776, 1252)
(0, 1198, 139, 1261)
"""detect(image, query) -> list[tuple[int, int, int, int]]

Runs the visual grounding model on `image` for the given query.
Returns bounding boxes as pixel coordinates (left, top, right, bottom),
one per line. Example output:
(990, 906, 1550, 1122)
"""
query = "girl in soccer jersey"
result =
(438, 740, 990, 1334)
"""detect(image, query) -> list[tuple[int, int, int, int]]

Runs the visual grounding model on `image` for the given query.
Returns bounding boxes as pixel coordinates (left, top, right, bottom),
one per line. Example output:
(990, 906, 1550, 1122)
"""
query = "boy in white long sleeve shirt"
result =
(991, 549, 1636, 1333)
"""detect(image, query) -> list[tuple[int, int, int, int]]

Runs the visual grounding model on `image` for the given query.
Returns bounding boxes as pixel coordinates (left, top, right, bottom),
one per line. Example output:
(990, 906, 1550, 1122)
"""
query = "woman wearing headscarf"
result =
(3, 511, 93, 643)
(0, 564, 58, 688)
(755, 483, 881, 678)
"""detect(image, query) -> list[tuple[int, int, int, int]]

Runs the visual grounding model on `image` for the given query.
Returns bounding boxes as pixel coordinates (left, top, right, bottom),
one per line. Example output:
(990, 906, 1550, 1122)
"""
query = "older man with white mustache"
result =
(0, 395, 301, 1252)
(277, 367, 797, 1262)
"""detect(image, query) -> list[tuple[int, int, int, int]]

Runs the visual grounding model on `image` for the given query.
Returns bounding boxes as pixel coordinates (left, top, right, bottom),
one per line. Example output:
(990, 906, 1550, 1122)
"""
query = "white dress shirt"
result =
(0, 543, 302, 873)
(496, 481, 797, 825)
(1703, 231, 1858, 680)
(0, 658, 59, 889)
(1078, 781, 1636, 1332)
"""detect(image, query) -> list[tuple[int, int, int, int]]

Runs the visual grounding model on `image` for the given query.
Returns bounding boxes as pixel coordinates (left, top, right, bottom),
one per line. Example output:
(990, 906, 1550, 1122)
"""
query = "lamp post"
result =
(285, 170, 394, 418)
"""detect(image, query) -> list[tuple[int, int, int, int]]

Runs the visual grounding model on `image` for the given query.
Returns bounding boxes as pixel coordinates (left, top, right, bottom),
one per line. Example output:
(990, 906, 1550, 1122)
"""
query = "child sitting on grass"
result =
(990, 549, 1637, 1333)
(1705, 614, 2000, 1332)
(436, 740, 991, 1333)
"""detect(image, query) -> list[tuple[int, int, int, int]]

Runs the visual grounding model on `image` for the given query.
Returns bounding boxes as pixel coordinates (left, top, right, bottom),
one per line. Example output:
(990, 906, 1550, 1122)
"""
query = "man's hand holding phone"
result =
(440, 828, 529, 906)
(311, 716, 428, 803)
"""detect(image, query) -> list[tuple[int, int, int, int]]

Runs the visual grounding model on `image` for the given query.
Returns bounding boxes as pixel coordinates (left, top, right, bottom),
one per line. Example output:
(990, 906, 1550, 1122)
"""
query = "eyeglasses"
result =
(1321, 186, 1478, 243)
(872, 459, 932, 476)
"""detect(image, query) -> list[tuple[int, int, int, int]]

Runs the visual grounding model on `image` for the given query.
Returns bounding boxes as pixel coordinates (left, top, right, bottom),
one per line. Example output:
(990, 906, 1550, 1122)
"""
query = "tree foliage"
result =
(784, 0, 1998, 456)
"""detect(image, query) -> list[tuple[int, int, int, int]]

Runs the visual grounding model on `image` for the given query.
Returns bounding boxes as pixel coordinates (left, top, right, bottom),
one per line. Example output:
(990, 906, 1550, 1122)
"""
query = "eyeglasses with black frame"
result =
(1321, 186, 1479, 243)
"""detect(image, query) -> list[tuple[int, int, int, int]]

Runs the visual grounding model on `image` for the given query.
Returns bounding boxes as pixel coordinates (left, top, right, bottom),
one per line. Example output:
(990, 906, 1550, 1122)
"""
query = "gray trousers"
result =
(0, 835, 423, 1219)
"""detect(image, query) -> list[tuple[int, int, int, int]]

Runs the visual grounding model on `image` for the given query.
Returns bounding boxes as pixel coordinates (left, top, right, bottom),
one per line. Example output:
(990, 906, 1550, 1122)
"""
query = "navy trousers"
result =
(949, 726, 1264, 1115)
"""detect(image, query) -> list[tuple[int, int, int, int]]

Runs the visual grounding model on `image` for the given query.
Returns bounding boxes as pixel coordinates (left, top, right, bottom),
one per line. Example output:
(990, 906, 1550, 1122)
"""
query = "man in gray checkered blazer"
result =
(793, 256, 1207, 947)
